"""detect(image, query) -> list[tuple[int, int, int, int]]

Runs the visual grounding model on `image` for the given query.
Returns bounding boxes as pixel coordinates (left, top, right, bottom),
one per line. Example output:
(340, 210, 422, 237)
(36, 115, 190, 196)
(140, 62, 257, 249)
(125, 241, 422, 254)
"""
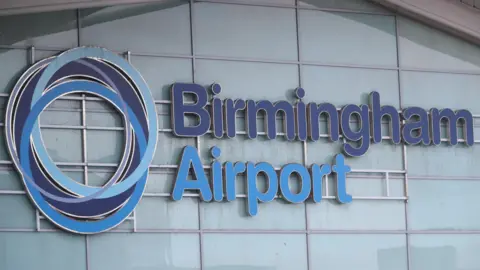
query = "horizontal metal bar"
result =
(2, 227, 480, 234)
(3, 45, 480, 76)
(195, 0, 394, 16)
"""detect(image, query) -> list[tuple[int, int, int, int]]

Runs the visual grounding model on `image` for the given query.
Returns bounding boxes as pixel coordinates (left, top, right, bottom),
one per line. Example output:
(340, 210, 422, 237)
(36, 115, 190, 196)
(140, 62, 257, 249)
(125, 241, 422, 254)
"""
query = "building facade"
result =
(1, 0, 480, 269)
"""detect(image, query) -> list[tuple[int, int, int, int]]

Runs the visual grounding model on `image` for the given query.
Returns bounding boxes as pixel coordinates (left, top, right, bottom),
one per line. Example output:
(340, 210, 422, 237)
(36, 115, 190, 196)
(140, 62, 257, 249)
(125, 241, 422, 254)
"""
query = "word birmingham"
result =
(169, 83, 474, 215)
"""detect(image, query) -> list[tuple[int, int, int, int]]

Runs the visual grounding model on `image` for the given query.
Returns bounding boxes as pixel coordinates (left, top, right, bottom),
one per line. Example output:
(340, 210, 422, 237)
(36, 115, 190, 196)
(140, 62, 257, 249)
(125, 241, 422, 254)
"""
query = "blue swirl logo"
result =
(5, 47, 158, 234)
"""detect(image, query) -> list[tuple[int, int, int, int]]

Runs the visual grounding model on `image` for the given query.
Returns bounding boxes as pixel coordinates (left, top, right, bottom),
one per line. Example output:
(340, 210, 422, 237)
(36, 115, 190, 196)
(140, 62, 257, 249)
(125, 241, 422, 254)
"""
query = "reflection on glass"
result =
(0, 232, 87, 270)
(299, 10, 397, 66)
(410, 235, 480, 270)
(0, 10, 77, 48)
(203, 234, 307, 270)
(80, 3, 191, 55)
(89, 233, 200, 270)
(201, 198, 306, 230)
(398, 17, 480, 72)
(409, 180, 480, 230)
(195, 2, 298, 60)
(310, 234, 407, 270)
(298, 0, 390, 13)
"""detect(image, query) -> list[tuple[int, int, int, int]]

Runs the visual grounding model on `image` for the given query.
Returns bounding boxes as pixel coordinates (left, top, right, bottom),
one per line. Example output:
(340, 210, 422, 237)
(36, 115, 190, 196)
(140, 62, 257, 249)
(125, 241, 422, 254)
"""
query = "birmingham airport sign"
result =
(5, 47, 474, 234)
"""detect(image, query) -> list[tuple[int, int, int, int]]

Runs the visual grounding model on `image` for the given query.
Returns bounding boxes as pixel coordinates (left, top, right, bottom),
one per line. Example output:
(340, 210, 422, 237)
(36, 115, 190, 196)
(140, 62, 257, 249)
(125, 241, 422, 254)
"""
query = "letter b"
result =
(171, 83, 210, 136)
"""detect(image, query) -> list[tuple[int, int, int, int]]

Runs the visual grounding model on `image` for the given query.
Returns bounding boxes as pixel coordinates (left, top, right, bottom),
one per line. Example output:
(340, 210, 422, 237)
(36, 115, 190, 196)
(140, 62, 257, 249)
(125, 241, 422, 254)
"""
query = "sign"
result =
(5, 47, 158, 234)
(169, 83, 474, 216)
(6, 47, 474, 234)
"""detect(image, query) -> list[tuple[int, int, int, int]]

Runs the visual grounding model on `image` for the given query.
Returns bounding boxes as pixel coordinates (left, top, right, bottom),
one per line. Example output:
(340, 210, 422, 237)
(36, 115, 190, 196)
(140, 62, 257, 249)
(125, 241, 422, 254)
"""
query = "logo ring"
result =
(5, 47, 158, 234)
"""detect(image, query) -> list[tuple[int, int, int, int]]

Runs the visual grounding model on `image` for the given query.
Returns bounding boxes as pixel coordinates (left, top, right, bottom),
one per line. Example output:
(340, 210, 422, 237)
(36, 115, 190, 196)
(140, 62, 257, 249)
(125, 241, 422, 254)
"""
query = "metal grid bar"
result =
(4, 44, 480, 76)
(4, 226, 480, 234)
(189, 1, 205, 269)
(295, 2, 311, 266)
(394, 15, 411, 270)
(194, 0, 394, 16)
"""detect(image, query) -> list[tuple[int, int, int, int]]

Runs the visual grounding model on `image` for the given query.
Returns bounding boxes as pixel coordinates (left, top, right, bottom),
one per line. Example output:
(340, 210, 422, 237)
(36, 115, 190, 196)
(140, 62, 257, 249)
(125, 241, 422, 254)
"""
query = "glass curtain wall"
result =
(0, 0, 480, 270)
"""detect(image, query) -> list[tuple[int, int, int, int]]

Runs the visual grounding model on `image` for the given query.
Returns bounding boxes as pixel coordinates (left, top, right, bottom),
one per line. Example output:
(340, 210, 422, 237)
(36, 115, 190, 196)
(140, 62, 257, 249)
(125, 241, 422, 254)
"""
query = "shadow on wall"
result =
(302, 0, 480, 69)
(0, 0, 479, 68)
(0, 0, 185, 47)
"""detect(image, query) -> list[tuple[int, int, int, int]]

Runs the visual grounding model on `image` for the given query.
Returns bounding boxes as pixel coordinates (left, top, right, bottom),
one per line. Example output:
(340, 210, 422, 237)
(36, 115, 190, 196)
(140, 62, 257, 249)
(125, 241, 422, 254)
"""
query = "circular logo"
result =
(5, 47, 158, 234)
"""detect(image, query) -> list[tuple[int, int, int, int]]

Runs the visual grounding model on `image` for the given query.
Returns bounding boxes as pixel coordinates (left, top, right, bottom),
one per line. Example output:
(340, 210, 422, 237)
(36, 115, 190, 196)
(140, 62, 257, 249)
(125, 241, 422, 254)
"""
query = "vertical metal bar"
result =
(77, 9, 82, 47)
(35, 210, 40, 231)
(132, 210, 137, 233)
(30, 46, 35, 64)
(325, 174, 329, 197)
(385, 172, 390, 197)
(85, 235, 90, 270)
(31, 46, 39, 232)
(190, 1, 203, 269)
(82, 95, 88, 186)
(77, 9, 90, 270)
(295, 2, 311, 270)
(126, 50, 137, 234)
(395, 15, 411, 270)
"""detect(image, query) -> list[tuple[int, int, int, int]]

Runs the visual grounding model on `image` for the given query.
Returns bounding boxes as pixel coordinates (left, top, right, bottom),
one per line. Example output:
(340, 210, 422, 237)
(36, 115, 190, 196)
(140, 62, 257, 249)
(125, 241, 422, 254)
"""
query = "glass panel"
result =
(0, 232, 86, 270)
(203, 234, 308, 270)
(401, 71, 480, 112)
(88, 171, 114, 187)
(80, 3, 191, 55)
(86, 111, 123, 127)
(309, 234, 408, 270)
(145, 172, 177, 193)
(34, 50, 61, 61)
(89, 233, 200, 270)
(153, 132, 196, 165)
(63, 170, 85, 184)
(302, 66, 400, 106)
(0, 170, 23, 190)
(307, 141, 404, 170)
(195, 3, 298, 60)
(410, 235, 480, 270)
(201, 198, 306, 230)
(196, 59, 299, 100)
(299, 10, 397, 66)
(86, 130, 124, 164)
(201, 136, 303, 167)
(131, 56, 193, 100)
(298, 0, 390, 13)
(398, 17, 480, 72)
(41, 129, 83, 162)
(307, 200, 406, 230)
(0, 49, 27, 94)
(0, 128, 8, 162)
(0, 10, 78, 48)
(0, 195, 35, 229)
(86, 99, 123, 127)
(136, 197, 199, 229)
(407, 145, 480, 178)
(409, 180, 480, 230)
(40, 111, 82, 126)
(41, 98, 82, 126)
